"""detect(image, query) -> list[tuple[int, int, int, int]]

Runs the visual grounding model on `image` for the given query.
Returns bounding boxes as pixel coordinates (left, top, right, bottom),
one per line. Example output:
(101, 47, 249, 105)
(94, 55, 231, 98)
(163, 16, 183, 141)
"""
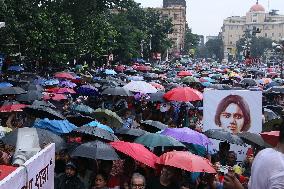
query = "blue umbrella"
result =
(33, 118, 77, 135)
(77, 85, 98, 96)
(0, 82, 13, 88)
(105, 69, 117, 75)
(84, 121, 114, 133)
(43, 79, 59, 86)
(8, 65, 24, 72)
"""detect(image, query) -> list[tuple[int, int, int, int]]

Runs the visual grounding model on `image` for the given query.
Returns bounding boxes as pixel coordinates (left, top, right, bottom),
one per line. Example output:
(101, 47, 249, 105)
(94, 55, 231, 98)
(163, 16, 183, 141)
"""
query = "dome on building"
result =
(249, 2, 265, 12)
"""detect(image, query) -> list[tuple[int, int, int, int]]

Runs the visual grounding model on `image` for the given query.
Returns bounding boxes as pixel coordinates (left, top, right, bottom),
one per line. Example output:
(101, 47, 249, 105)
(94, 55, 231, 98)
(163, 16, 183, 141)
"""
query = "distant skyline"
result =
(134, 0, 284, 37)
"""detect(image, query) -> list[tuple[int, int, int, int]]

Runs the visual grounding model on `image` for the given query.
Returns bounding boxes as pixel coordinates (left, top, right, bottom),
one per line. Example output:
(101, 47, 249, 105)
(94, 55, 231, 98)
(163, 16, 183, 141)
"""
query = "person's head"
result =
(65, 162, 77, 177)
(219, 141, 230, 153)
(226, 151, 237, 166)
(94, 172, 108, 189)
(160, 166, 181, 185)
(130, 173, 146, 189)
(215, 95, 251, 134)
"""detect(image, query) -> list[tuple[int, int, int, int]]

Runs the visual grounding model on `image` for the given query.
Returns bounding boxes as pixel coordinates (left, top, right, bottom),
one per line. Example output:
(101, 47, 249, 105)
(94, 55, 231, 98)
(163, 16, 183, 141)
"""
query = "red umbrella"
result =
(150, 82, 165, 90)
(54, 72, 76, 80)
(43, 93, 67, 101)
(156, 151, 216, 173)
(57, 88, 76, 94)
(178, 71, 192, 77)
(115, 65, 126, 72)
(0, 165, 17, 180)
(164, 87, 203, 102)
(110, 141, 158, 168)
(0, 104, 28, 112)
(260, 131, 279, 147)
(134, 65, 151, 71)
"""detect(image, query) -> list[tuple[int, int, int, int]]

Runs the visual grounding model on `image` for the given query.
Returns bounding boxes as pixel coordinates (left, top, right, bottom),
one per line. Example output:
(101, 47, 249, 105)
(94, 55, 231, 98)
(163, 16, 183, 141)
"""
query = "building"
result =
(154, 0, 187, 55)
(221, 1, 284, 60)
(206, 35, 218, 43)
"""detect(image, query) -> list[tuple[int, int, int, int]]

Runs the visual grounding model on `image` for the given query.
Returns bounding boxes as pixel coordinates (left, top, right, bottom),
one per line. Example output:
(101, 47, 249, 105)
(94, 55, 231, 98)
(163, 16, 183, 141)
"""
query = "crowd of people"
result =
(0, 60, 283, 189)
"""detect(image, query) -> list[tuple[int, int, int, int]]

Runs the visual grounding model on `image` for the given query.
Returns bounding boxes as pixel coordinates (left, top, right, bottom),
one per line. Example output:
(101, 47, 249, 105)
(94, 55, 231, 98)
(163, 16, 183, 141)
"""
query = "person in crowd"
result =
(56, 161, 85, 189)
(211, 142, 230, 166)
(241, 148, 254, 177)
(121, 109, 134, 129)
(130, 173, 146, 189)
(91, 172, 109, 189)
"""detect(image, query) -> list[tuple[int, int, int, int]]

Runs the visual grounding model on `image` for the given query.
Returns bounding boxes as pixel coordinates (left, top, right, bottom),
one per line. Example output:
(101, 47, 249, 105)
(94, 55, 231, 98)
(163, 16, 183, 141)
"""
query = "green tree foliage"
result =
(236, 37, 273, 57)
(196, 38, 224, 61)
(183, 26, 200, 55)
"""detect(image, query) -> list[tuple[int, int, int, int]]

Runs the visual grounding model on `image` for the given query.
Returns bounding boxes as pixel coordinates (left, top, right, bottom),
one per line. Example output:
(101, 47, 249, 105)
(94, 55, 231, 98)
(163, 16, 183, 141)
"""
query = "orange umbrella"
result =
(164, 87, 203, 102)
(110, 141, 158, 168)
(156, 151, 216, 173)
(260, 131, 279, 147)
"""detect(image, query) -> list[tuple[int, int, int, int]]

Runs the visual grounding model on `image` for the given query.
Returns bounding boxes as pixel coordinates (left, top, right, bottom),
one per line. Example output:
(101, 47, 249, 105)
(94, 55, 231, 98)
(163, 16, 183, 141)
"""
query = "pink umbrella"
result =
(164, 87, 203, 102)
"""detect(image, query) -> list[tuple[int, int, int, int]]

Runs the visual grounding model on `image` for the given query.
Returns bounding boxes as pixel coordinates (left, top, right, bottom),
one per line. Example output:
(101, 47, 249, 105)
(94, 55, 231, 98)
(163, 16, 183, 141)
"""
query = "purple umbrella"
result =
(59, 80, 77, 88)
(161, 127, 212, 146)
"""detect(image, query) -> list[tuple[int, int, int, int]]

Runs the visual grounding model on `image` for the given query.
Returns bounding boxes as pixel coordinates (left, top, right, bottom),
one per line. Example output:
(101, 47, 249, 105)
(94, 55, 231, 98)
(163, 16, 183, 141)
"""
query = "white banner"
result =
(0, 143, 55, 189)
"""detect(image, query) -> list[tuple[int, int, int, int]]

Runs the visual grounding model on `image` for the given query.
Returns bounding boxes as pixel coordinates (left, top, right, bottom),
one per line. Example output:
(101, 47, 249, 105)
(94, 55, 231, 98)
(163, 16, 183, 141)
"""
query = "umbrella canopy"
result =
(8, 65, 24, 72)
(237, 132, 271, 147)
(204, 129, 244, 145)
(110, 141, 158, 168)
(164, 87, 203, 102)
(31, 100, 56, 109)
(134, 65, 151, 71)
(104, 69, 117, 75)
(16, 90, 43, 102)
(240, 78, 257, 86)
(0, 165, 17, 180)
(54, 72, 76, 80)
(260, 131, 279, 147)
(73, 126, 118, 141)
(47, 87, 76, 94)
(84, 121, 114, 133)
(71, 140, 119, 160)
(1, 127, 67, 152)
(134, 133, 185, 148)
(265, 86, 284, 94)
(146, 91, 165, 102)
(43, 79, 60, 86)
(181, 76, 200, 84)
(66, 114, 94, 127)
(177, 71, 192, 77)
(161, 128, 212, 147)
(77, 85, 98, 96)
(33, 118, 77, 135)
(115, 65, 126, 72)
(0, 87, 26, 95)
(115, 128, 147, 137)
(264, 108, 280, 121)
(93, 108, 123, 128)
(156, 151, 216, 173)
(102, 87, 132, 96)
(123, 81, 158, 94)
(0, 103, 28, 112)
(59, 80, 77, 88)
(71, 104, 95, 115)
(141, 120, 168, 132)
(24, 105, 64, 120)
(0, 82, 13, 88)
(150, 82, 165, 91)
(43, 93, 67, 101)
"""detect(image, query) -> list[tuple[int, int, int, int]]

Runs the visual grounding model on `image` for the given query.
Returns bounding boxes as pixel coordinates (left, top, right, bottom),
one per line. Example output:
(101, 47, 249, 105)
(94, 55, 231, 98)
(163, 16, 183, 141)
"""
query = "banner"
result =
(0, 143, 55, 189)
(203, 90, 262, 160)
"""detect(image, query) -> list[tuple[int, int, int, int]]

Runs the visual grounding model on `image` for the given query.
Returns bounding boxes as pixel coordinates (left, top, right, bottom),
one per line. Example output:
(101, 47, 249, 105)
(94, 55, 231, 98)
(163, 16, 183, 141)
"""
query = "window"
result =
(272, 33, 274, 37)
(230, 41, 233, 44)
(280, 33, 282, 37)
(253, 20, 257, 22)
(265, 33, 268, 37)
(174, 13, 178, 19)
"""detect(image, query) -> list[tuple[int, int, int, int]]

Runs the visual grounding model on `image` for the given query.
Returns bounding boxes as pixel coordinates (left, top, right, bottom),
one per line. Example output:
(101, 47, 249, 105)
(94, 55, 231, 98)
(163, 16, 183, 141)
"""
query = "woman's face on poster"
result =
(219, 103, 244, 134)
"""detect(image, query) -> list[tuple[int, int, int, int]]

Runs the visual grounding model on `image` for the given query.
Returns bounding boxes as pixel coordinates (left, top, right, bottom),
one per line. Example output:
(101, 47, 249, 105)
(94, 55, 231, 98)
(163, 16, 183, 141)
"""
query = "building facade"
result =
(155, 0, 187, 55)
(221, 1, 284, 59)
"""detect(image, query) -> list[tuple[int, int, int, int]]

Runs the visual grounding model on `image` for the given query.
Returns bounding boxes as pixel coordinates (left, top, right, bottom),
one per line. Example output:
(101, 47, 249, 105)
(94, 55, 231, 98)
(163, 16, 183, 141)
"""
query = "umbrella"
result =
(24, 105, 65, 120)
(104, 69, 117, 75)
(1, 127, 67, 152)
(31, 100, 56, 109)
(134, 65, 151, 72)
(47, 87, 76, 94)
(134, 133, 185, 148)
(43, 93, 67, 101)
(164, 87, 203, 102)
(110, 141, 158, 168)
(146, 91, 165, 102)
(123, 81, 158, 94)
(177, 71, 192, 77)
(71, 104, 95, 115)
(260, 131, 279, 147)
(141, 120, 168, 132)
(156, 151, 216, 173)
(93, 108, 123, 128)
(77, 85, 98, 96)
(265, 86, 284, 94)
(66, 114, 94, 126)
(23, 84, 43, 91)
(8, 65, 24, 72)
(115, 65, 126, 72)
(237, 132, 271, 147)
(16, 90, 43, 102)
(0, 87, 26, 95)
(161, 128, 212, 147)
(240, 78, 257, 86)
(33, 118, 77, 135)
(102, 87, 132, 96)
(181, 76, 200, 84)
(84, 121, 114, 133)
(127, 76, 144, 81)
(204, 129, 244, 145)
(71, 140, 119, 160)
(0, 103, 28, 112)
(54, 72, 76, 80)
(0, 165, 17, 180)
(264, 108, 280, 121)
(0, 82, 13, 88)
(200, 77, 215, 83)
(43, 79, 60, 86)
(59, 80, 77, 88)
(73, 126, 118, 141)
(150, 82, 165, 91)
(115, 128, 147, 137)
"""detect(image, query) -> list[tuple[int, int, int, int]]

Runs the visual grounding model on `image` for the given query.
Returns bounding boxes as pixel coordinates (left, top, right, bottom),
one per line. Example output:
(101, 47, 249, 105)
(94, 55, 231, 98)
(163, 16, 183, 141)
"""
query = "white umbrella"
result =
(123, 81, 158, 94)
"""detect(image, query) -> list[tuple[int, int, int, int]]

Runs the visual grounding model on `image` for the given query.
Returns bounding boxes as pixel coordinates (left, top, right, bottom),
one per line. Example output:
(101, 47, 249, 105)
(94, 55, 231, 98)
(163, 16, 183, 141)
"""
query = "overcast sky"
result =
(134, 0, 284, 37)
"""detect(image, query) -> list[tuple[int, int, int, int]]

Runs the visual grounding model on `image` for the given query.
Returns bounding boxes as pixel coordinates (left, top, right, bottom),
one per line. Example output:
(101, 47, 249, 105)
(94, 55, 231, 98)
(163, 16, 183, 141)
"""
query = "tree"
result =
(183, 25, 200, 56)
(196, 38, 223, 61)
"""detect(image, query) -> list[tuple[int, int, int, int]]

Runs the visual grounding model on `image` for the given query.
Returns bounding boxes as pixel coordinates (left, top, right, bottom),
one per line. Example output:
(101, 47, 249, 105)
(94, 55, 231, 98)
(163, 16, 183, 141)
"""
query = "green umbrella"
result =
(71, 104, 95, 115)
(93, 108, 123, 128)
(134, 133, 185, 148)
(181, 76, 200, 84)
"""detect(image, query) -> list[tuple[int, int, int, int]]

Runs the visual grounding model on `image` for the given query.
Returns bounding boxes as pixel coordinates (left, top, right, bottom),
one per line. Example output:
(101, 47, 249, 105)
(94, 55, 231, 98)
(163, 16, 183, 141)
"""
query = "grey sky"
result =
(134, 0, 284, 37)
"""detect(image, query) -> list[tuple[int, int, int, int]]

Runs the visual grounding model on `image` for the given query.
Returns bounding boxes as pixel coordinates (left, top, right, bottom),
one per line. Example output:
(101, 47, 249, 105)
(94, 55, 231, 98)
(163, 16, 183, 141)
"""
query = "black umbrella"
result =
(1, 127, 67, 152)
(146, 91, 165, 102)
(16, 90, 43, 102)
(265, 86, 284, 94)
(24, 105, 65, 120)
(70, 140, 119, 160)
(66, 113, 95, 127)
(141, 120, 168, 132)
(204, 129, 244, 145)
(115, 128, 147, 137)
(31, 100, 56, 108)
(264, 108, 280, 121)
(240, 78, 257, 86)
(101, 87, 132, 96)
(73, 126, 119, 141)
(237, 132, 271, 147)
(0, 87, 26, 95)
(23, 84, 43, 91)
